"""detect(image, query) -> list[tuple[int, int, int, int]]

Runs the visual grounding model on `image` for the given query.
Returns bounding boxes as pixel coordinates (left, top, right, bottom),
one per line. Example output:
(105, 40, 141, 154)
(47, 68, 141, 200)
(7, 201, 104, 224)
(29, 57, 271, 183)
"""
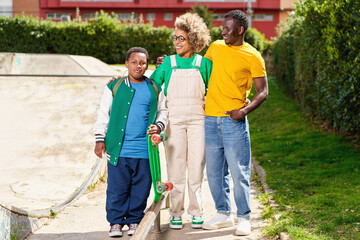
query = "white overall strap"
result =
(170, 55, 177, 68)
(195, 55, 202, 68)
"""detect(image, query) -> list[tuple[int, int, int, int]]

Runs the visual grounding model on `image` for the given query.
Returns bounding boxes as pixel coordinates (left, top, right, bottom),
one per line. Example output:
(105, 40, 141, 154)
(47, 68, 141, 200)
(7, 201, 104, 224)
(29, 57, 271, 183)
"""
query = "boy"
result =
(94, 47, 167, 237)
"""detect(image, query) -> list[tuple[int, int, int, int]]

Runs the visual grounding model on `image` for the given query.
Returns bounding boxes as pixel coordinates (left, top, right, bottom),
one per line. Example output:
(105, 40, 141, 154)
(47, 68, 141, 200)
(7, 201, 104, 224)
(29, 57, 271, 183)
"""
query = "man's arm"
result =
(155, 54, 167, 68)
(225, 76, 268, 121)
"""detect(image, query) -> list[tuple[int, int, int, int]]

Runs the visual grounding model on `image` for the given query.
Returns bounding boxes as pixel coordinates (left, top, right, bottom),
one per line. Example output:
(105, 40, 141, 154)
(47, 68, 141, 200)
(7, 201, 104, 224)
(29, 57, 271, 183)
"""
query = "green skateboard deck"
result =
(147, 133, 173, 203)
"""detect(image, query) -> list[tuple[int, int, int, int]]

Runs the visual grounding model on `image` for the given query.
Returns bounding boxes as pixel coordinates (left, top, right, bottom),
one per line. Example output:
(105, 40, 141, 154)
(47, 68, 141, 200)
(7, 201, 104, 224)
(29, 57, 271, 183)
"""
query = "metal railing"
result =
(131, 191, 170, 240)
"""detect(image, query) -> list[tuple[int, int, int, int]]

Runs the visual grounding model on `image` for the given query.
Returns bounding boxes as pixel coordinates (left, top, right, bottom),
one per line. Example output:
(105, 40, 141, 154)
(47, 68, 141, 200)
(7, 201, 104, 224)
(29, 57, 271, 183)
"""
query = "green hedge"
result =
(272, 0, 360, 135)
(0, 12, 175, 64)
(209, 26, 266, 53)
(0, 12, 267, 64)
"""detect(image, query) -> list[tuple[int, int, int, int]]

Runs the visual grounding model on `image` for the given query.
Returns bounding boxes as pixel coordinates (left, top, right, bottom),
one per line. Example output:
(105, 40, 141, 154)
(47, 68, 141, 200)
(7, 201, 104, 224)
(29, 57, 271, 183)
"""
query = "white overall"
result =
(164, 55, 206, 217)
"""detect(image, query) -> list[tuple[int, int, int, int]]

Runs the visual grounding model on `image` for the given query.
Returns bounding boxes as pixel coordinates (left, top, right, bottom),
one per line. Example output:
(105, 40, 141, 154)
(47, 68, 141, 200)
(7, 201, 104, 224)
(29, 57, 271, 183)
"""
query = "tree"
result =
(189, 4, 214, 29)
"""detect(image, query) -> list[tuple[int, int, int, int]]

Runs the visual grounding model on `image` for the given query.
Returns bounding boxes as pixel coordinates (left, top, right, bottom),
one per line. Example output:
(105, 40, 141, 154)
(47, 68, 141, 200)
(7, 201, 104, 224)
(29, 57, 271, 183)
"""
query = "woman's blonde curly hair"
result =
(174, 12, 211, 53)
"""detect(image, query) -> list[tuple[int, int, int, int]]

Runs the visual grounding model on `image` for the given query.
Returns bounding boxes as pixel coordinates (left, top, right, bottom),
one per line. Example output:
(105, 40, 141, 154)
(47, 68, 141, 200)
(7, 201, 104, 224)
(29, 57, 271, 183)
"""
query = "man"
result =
(201, 10, 268, 236)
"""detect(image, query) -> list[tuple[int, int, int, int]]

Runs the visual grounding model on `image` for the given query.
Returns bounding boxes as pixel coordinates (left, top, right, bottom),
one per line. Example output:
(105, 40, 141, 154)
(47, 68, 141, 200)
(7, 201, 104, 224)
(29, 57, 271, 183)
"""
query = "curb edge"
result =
(252, 158, 291, 240)
(0, 158, 107, 240)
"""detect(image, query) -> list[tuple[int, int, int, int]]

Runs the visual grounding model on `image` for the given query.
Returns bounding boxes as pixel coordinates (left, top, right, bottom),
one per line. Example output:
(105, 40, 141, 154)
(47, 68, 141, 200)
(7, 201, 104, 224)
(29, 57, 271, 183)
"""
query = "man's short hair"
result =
(224, 10, 249, 32)
(126, 47, 149, 63)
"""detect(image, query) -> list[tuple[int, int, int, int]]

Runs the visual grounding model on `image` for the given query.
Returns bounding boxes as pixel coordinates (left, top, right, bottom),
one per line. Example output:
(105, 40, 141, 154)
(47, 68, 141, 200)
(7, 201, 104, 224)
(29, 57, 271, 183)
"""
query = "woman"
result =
(150, 12, 212, 230)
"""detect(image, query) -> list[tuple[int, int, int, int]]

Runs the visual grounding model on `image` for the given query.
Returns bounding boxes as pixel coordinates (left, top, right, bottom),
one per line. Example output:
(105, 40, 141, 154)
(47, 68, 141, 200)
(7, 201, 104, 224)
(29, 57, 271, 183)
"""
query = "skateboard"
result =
(147, 133, 173, 202)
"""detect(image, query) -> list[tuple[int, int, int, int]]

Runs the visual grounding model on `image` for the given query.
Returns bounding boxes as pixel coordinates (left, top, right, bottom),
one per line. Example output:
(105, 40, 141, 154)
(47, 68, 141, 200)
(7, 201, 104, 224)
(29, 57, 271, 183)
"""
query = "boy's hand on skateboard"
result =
(155, 55, 167, 68)
(94, 142, 106, 158)
(106, 75, 121, 84)
(147, 124, 160, 135)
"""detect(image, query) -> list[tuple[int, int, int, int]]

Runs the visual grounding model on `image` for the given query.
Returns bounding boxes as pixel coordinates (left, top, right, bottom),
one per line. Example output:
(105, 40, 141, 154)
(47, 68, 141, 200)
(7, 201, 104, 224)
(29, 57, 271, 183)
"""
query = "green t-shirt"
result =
(150, 53, 213, 96)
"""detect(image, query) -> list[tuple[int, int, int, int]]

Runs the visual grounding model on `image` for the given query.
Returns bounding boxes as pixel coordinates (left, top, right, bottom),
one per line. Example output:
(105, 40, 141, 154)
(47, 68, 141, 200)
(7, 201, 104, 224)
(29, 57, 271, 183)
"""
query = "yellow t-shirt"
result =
(204, 40, 266, 117)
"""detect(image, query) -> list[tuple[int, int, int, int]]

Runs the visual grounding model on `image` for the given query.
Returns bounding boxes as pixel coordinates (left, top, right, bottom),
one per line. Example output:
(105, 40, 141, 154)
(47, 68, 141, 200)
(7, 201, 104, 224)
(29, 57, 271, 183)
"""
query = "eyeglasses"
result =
(171, 34, 186, 42)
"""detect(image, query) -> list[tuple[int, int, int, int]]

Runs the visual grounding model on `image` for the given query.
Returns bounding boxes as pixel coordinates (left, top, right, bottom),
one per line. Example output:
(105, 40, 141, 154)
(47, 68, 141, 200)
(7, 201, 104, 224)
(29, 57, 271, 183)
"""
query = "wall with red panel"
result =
(36, 0, 281, 39)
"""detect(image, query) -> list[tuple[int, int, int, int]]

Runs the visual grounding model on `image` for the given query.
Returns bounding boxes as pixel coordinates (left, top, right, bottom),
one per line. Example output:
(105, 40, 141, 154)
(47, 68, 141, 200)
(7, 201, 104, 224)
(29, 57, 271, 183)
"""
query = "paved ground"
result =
(27, 146, 268, 240)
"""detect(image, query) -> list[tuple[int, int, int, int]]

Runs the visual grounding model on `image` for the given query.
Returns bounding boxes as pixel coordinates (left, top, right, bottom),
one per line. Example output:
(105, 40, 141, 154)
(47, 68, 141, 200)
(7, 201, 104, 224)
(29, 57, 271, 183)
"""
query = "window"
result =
(213, 14, 225, 21)
(184, 0, 255, 2)
(0, 0, 12, 17)
(46, 13, 54, 19)
(82, 13, 96, 20)
(252, 14, 274, 21)
(164, 13, 173, 21)
(114, 13, 138, 21)
(46, 12, 72, 21)
(147, 13, 156, 21)
(62, 0, 132, 1)
(118, 13, 129, 20)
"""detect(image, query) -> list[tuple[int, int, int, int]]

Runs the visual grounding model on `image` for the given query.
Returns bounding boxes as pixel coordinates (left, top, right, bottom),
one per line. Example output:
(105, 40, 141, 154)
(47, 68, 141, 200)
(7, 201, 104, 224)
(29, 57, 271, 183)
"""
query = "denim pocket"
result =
(228, 116, 243, 123)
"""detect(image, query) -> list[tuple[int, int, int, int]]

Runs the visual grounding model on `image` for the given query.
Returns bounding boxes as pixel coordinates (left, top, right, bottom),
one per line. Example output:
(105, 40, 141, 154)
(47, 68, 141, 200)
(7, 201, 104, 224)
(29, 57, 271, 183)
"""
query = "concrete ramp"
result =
(0, 75, 109, 240)
(0, 53, 119, 76)
(0, 53, 122, 239)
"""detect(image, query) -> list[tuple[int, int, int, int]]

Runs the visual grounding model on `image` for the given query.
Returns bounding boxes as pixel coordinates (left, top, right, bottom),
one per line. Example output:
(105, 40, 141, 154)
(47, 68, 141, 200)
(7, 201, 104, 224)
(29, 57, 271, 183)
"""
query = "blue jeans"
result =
(205, 116, 251, 218)
(106, 157, 152, 225)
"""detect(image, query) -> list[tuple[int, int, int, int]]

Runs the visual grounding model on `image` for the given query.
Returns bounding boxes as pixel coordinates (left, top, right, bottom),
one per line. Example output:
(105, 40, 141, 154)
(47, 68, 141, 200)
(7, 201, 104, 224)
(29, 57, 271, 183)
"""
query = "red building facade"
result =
(27, 0, 295, 39)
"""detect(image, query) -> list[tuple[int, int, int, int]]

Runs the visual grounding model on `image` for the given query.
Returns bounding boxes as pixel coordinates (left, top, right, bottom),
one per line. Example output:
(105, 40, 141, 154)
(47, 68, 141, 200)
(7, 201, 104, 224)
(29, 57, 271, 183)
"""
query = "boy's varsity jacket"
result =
(94, 76, 168, 166)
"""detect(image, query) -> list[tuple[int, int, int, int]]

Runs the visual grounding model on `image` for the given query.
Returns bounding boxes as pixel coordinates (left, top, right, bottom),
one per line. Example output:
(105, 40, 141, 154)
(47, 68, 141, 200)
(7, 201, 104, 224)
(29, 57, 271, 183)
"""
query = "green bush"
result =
(210, 26, 222, 42)
(208, 26, 267, 53)
(0, 15, 53, 53)
(271, 0, 360, 135)
(0, 12, 267, 63)
(0, 12, 175, 63)
(245, 28, 266, 53)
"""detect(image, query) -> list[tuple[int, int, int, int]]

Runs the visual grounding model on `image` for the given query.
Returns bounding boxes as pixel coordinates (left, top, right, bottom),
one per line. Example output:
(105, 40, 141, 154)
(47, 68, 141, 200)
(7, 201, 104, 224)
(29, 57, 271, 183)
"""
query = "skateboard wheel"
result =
(157, 184, 166, 193)
(151, 134, 162, 144)
(165, 182, 173, 191)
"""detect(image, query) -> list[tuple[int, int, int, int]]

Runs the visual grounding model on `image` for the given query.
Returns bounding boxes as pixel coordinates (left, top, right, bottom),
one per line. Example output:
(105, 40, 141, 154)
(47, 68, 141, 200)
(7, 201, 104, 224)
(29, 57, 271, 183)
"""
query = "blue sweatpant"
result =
(106, 157, 152, 226)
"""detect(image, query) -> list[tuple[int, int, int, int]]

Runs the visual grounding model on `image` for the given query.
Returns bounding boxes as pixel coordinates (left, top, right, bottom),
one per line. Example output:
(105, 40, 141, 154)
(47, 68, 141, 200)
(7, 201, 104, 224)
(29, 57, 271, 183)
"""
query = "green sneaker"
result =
(169, 216, 183, 229)
(192, 216, 204, 229)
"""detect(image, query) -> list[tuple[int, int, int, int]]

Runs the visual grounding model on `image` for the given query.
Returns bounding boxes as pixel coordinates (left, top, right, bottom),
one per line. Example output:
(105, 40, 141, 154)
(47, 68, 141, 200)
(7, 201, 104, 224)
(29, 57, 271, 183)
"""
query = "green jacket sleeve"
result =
(150, 63, 166, 86)
(201, 56, 213, 90)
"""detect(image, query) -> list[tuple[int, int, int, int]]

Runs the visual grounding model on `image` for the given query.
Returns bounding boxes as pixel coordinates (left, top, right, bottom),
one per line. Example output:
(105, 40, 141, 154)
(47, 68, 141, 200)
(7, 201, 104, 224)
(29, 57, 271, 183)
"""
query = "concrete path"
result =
(27, 143, 267, 240)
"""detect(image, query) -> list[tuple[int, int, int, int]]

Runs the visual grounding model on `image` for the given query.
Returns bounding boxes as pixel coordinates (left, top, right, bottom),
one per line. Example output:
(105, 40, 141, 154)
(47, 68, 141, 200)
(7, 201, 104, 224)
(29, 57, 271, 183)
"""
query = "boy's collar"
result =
(126, 76, 151, 86)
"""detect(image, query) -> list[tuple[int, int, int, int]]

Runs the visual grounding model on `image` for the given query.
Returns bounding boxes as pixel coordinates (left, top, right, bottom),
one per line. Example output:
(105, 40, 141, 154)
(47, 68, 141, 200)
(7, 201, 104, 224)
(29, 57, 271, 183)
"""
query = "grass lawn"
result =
(248, 77, 360, 239)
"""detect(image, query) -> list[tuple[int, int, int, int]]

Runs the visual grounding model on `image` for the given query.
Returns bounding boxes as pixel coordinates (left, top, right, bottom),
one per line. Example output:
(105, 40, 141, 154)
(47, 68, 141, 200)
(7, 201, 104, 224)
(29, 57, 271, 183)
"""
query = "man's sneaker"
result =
(202, 213, 234, 230)
(127, 223, 138, 236)
(236, 218, 251, 236)
(169, 216, 183, 229)
(191, 216, 204, 229)
(109, 224, 122, 237)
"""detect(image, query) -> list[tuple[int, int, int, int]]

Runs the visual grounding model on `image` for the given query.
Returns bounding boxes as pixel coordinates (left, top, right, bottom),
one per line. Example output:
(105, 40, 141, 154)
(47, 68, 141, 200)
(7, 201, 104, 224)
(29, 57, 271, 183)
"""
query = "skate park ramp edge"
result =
(0, 52, 119, 76)
(0, 158, 106, 240)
